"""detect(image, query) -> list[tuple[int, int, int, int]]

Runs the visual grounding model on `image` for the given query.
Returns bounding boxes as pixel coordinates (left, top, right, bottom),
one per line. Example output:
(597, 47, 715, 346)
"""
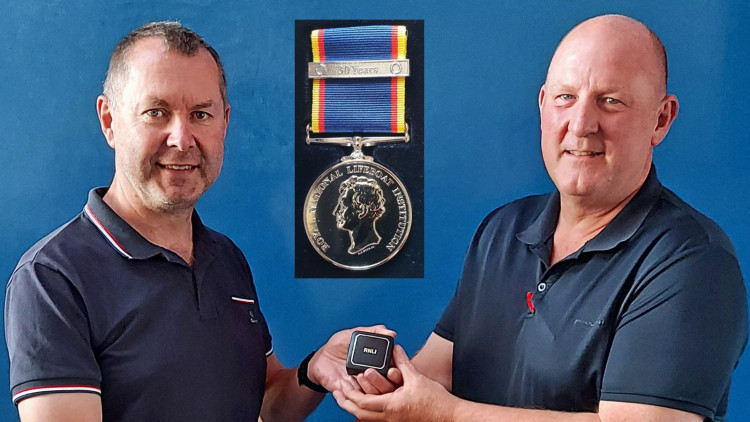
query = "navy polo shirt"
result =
(6, 188, 273, 421)
(436, 168, 748, 421)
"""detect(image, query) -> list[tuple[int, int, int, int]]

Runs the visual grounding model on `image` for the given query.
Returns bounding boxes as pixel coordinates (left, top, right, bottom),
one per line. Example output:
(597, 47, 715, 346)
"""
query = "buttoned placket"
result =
(526, 247, 568, 316)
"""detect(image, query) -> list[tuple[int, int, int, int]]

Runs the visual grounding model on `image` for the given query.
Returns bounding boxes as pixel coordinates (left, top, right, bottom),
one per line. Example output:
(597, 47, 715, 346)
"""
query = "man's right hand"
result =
(355, 365, 404, 395)
(307, 324, 398, 393)
(356, 332, 454, 395)
(334, 345, 458, 422)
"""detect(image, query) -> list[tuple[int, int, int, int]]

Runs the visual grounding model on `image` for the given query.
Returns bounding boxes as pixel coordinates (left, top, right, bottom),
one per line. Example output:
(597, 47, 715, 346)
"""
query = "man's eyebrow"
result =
(547, 82, 575, 91)
(143, 97, 170, 108)
(547, 82, 629, 95)
(193, 100, 216, 110)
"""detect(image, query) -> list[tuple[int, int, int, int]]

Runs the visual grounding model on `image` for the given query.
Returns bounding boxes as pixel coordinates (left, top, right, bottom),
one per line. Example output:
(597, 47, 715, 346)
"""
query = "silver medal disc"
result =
(304, 159, 412, 270)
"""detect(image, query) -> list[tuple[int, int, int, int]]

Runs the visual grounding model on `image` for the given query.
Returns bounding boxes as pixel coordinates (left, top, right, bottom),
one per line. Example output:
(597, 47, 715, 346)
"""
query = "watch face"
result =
(304, 159, 411, 270)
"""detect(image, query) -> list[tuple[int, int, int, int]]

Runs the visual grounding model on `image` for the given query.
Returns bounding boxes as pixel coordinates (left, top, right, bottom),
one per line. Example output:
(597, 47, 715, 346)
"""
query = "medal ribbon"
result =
(311, 25, 407, 133)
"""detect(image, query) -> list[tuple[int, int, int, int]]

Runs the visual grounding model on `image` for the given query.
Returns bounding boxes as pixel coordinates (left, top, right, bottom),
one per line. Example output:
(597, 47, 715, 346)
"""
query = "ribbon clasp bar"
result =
(308, 59, 410, 79)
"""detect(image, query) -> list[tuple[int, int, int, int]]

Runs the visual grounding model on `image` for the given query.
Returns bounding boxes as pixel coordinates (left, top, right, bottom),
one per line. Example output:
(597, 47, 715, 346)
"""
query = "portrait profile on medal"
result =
(303, 161, 412, 271)
(334, 176, 386, 255)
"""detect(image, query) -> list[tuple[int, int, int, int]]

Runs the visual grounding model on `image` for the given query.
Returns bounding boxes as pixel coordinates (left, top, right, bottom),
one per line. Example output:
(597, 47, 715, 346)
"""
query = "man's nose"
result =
(568, 98, 600, 137)
(165, 116, 196, 151)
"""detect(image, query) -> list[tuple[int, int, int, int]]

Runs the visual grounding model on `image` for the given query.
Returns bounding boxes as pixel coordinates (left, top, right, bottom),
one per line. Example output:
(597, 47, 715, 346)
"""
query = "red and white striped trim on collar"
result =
(230, 296, 255, 305)
(13, 385, 101, 403)
(84, 204, 133, 259)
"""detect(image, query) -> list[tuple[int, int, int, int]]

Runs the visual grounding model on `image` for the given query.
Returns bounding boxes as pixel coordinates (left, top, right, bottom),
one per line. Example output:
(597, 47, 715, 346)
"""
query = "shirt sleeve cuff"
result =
(12, 379, 101, 405)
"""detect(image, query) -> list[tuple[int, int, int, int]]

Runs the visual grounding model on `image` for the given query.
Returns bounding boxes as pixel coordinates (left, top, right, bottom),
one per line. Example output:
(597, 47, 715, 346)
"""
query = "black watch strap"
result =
(297, 350, 328, 393)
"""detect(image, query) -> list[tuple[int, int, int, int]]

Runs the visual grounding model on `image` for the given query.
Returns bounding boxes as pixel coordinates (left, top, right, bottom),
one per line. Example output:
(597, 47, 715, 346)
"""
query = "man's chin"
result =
(150, 189, 203, 213)
(155, 198, 198, 213)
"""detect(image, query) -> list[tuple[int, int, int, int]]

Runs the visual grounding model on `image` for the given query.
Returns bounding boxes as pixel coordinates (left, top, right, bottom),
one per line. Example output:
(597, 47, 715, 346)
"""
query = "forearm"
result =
(450, 399, 701, 422)
(452, 401, 600, 422)
(261, 367, 325, 422)
(18, 393, 102, 422)
(338, 343, 703, 422)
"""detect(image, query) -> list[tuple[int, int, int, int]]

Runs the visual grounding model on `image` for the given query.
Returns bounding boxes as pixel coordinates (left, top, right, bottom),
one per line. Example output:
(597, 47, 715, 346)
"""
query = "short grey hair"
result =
(102, 21, 227, 109)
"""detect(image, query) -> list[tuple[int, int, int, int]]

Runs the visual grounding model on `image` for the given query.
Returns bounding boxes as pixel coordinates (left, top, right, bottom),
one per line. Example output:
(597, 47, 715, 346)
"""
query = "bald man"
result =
(335, 14, 748, 422)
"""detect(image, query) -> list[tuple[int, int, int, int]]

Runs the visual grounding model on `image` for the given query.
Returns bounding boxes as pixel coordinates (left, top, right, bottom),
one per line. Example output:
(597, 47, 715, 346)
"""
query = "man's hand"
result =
(333, 346, 705, 422)
(307, 325, 397, 393)
(333, 345, 459, 422)
(354, 365, 403, 395)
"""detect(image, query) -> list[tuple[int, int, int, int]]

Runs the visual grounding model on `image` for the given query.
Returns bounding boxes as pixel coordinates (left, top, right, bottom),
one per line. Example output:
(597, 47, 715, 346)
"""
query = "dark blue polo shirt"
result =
(6, 188, 273, 421)
(436, 168, 747, 421)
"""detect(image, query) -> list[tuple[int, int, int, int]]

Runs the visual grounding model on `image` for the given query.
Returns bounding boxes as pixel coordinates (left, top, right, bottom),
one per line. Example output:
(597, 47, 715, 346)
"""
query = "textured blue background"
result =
(1, 1, 747, 421)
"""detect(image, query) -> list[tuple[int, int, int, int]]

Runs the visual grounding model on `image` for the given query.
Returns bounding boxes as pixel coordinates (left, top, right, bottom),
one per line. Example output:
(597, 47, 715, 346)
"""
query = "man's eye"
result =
(557, 94, 575, 101)
(194, 111, 211, 120)
(146, 109, 163, 118)
(604, 97, 622, 105)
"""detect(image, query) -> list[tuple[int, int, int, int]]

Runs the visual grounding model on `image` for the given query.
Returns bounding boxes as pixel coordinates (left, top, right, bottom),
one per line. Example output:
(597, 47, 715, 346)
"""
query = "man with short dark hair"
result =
(5, 21, 389, 422)
(336, 14, 748, 422)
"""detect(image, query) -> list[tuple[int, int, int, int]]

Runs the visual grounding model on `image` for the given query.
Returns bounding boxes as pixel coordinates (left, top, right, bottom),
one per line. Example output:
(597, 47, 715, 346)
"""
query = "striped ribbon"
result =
(311, 25, 407, 133)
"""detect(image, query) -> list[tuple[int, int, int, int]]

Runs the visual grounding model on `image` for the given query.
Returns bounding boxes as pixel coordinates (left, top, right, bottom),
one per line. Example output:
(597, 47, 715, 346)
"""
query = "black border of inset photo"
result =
(294, 20, 424, 278)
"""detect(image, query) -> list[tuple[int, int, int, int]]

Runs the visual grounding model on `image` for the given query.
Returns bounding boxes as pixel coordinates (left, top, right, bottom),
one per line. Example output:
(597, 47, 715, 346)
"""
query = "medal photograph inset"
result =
(294, 20, 424, 278)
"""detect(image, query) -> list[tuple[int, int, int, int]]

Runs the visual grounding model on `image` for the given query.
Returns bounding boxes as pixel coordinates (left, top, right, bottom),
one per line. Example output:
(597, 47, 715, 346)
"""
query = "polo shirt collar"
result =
(515, 191, 559, 251)
(83, 188, 214, 264)
(516, 166, 663, 256)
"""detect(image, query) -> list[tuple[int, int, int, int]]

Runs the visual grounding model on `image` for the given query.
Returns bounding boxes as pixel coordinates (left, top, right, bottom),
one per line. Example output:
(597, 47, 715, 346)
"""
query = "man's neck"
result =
(550, 188, 639, 265)
(102, 186, 195, 266)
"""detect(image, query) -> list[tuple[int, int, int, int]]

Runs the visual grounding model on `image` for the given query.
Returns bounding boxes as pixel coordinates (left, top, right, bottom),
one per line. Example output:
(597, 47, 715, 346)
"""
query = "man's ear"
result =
(651, 94, 679, 147)
(222, 103, 231, 139)
(97, 95, 116, 148)
(538, 84, 546, 113)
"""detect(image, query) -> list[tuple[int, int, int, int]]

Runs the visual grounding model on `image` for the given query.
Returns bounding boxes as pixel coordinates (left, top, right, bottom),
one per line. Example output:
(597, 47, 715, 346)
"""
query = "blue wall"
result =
(1, 1, 747, 420)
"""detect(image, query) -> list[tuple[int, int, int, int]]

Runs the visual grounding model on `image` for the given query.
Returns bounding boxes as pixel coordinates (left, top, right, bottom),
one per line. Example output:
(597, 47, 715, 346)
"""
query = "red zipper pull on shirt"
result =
(526, 292, 535, 314)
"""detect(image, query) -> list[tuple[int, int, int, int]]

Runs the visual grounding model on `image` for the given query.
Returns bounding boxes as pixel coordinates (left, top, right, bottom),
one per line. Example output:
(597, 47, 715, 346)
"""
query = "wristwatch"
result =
(297, 350, 328, 393)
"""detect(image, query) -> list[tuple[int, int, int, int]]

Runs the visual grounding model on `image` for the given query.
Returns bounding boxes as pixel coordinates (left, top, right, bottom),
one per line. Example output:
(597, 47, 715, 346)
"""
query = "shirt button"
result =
(538, 282, 547, 292)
